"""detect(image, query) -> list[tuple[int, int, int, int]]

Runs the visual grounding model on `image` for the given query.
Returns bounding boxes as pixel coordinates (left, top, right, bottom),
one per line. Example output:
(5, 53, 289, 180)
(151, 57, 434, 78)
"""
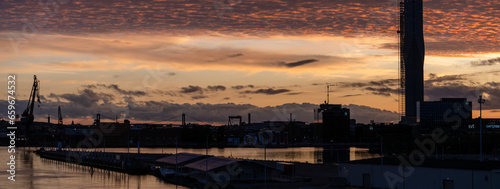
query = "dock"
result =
(35, 148, 342, 188)
(35, 148, 165, 174)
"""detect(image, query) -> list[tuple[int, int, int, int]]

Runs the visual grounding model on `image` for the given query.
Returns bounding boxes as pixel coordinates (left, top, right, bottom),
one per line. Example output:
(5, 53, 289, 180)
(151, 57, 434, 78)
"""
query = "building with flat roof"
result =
(418, 98, 472, 133)
(318, 104, 350, 142)
(156, 153, 209, 171)
(339, 157, 500, 189)
(185, 156, 276, 182)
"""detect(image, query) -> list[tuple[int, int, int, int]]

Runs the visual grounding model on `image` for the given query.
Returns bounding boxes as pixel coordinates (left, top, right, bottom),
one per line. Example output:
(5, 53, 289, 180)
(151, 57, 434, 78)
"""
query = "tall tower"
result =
(400, 0, 425, 124)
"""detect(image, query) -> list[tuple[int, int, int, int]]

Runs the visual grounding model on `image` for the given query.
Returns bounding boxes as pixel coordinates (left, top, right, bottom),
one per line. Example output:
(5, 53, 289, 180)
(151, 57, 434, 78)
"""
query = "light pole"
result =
(478, 95, 485, 162)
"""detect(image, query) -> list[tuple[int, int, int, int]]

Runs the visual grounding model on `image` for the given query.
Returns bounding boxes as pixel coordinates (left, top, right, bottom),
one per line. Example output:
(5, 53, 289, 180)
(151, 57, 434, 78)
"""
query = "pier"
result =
(35, 148, 163, 175)
(35, 148, 342, 188)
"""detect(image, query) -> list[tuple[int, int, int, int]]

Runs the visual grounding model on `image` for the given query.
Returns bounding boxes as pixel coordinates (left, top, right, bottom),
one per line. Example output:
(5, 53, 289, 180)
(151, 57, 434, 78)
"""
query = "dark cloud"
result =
(368, 79, 399, 87)
(48, 89, 114, 108)
(486, 82, 500, 88)
(83, 84, 96, 89)
(341, 94, 362, 98)
(228, 53, 243, 58)
(3, 99, 133, 123)
(344, 104, 400, 123)
(280, 59, 318, 68)
(242, 88, 291, 95)
(424, 76, 500, 109)
(425, 84, 477, 101)
(336, 79, 400, 97)
(106, 84, 146, 96)
(153, 90, 179, 97)
(177, 85, 228, 99)
(207, 85, 226, 92)
(338, 79, 399, 88)
(337, 82, 368, 88)
(334, 72, 497, 99)
(84, 84, 146, 96)
(286, 92, 302, 95)
(471, 57, 500, 67)
(365, 87, 399, 96)
(0, 100, 401, 124)
(335, 73, 483, 98)
(425, 73, 465, 85)
(191, 95, 208, 100)
(231, 85, 255, 90)
(180, 85, 203, 94)
(232, 85, 245, 90)
(180, 85, 228, 94)
(424, 84, 500, 111)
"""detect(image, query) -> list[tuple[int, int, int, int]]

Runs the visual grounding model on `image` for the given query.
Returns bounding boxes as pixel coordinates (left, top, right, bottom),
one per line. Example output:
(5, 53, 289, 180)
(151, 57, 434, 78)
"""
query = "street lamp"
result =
(478, 95, 486, 162)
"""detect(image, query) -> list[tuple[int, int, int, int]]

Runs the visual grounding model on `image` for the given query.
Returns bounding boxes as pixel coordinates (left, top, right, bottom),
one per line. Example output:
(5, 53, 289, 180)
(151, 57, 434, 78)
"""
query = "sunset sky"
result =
(1, 0, 499, 125)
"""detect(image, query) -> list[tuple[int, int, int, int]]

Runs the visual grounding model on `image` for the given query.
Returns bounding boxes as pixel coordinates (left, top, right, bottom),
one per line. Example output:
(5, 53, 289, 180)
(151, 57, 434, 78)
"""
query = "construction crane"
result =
(58, 106, 63, 125)
(21, 75, 41, 127)
(326, 83, 334, 104)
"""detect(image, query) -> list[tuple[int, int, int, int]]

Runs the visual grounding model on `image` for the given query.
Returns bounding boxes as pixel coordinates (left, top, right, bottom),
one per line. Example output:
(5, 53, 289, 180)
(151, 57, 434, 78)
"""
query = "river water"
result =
(0, 146, 378, 188)
(91, 146, 379, 164)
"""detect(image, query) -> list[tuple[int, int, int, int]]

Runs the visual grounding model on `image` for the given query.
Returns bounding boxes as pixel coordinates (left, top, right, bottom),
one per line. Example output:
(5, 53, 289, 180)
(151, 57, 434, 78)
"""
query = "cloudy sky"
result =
(1, 0, 499, 125)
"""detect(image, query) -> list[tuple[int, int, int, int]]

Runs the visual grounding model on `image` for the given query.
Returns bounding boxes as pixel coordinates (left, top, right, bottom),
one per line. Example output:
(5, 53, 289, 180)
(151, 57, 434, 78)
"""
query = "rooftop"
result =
(156, 153, 207, 165)
(185, 157, 239, 171)
(343, 157, 500, 171)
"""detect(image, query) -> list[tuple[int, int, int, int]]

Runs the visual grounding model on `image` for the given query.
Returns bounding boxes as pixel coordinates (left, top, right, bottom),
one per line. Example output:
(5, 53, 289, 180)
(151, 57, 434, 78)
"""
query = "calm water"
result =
(0, 147, 187, 189)
(0, 146, 378, 188)
(97, 146, 379, 164)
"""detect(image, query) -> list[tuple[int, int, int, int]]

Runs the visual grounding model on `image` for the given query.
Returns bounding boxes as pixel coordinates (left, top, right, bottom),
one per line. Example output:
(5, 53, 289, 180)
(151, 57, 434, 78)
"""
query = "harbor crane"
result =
(21, 75, 41, 132)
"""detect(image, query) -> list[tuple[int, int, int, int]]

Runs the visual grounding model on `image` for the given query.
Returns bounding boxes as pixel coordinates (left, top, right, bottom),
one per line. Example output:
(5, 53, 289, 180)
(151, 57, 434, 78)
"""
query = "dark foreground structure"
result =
(400, 0, 425, 124)
(35, 149, 340, 188)
(339, 157, 500, 189)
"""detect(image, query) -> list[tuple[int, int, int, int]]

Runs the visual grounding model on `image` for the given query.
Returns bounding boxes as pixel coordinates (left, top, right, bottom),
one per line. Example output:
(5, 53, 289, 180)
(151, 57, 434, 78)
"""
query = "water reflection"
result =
(0, 146, 379, 189)
(58, 146, 379, 164)
(0, 147, 187, 189)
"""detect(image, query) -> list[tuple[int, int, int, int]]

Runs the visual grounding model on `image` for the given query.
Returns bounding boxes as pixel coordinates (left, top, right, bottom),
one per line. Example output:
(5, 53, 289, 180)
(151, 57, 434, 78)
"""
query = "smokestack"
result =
(248, 113, 251, 124)
(182, 113, 186, 126)
(314, 109, 317, 123)
(47, 115, 50, 124)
